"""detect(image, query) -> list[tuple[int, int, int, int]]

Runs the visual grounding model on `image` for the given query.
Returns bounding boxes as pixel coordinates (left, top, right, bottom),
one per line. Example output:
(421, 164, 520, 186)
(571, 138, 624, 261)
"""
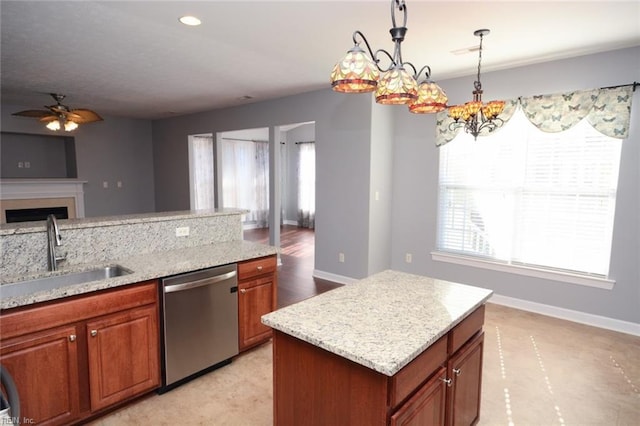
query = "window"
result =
(436, 109, 623, 283)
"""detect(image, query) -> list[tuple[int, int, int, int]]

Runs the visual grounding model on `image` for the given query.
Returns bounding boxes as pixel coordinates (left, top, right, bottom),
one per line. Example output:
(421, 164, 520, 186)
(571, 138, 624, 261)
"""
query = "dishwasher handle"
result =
(164, 270, 237, 294)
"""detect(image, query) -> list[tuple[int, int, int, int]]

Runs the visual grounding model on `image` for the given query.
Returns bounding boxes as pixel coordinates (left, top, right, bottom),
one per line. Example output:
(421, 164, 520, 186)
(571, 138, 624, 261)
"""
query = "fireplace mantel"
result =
(0, 179, 87, 223)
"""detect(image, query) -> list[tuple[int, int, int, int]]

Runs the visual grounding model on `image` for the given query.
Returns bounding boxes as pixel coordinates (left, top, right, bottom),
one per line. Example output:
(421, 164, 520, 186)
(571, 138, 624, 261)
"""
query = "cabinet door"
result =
(238, 276, 275, 351)
(446, 332, 484, 426)
(0, 326, 81, 426)
(86, 304, 160, 412)
(390, 367, 447, 426)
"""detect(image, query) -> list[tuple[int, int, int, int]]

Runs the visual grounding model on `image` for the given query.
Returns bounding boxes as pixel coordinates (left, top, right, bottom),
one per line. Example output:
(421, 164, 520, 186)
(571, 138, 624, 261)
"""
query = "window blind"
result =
(437, 109, 622, 277)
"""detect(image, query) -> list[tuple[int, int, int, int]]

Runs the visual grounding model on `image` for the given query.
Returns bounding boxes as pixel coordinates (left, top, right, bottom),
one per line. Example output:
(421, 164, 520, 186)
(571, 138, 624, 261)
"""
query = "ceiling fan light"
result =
(64, 121, 78, 131)
(46, 120, 61, 131)
(330, 45, 379, 93)
(409, 80, 448, 114)
(375, 67, 418, 105)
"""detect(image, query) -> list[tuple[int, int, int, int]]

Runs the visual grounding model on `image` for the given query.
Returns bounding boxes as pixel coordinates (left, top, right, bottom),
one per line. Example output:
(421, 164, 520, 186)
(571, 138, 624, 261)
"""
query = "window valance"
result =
(435, 85, 634, 147)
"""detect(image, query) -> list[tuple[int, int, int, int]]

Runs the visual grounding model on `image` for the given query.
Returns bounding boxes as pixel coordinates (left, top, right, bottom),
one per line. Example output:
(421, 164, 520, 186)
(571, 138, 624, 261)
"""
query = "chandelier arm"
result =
(414, 65, 432, 82)
(352, 30, 377, 59)
(373, 48, 397, 72)
(391, 0, 407, 29)
(401, 61, 418, 77)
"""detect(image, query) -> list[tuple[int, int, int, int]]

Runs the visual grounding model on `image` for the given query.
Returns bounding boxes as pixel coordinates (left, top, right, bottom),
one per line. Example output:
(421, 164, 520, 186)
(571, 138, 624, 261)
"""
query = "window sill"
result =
(430, 251, 615, 290)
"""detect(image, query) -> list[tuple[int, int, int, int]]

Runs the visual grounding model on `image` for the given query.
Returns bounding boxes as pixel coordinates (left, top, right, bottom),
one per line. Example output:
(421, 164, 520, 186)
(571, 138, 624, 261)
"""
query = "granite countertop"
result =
(261, 270, 493, 377)
(1, 240, 277, 310)
(0, 208, 248, 236)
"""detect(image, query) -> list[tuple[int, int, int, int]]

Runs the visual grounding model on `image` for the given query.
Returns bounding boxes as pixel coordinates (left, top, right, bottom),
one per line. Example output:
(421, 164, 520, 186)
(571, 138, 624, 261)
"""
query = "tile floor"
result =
(90, 303, 640, 426)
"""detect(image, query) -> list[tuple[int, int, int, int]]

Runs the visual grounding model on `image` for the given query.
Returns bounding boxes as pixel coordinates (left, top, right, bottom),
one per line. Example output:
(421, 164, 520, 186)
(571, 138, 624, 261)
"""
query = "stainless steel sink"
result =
(1, 265, 133, 299)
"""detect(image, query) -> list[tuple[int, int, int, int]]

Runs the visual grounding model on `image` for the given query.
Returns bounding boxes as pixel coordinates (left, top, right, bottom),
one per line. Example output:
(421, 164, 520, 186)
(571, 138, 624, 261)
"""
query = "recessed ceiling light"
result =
(179, 16, 201, 26)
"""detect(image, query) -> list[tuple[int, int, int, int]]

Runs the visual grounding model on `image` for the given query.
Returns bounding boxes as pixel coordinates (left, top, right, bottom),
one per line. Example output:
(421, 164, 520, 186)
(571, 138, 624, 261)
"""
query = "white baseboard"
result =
(312, 269, 358, 285)
(489, 294, 640, 337)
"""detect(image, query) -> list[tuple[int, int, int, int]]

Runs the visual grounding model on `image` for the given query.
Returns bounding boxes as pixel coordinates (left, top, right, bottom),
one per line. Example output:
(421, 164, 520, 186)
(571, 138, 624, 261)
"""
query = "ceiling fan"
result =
(12, 93, 103, 131)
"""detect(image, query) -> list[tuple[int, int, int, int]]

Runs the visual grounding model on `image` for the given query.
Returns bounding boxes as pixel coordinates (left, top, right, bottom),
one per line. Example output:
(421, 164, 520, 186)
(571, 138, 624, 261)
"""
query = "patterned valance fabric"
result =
(435, 86, 634, 147)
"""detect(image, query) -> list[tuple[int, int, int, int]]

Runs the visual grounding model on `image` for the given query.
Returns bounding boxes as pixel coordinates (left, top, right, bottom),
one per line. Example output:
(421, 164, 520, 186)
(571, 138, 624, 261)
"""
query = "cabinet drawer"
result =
(448, 304, 485, 356)
(389, 334, 448, 409)
(0, 280, 158, 340)
(238, 256, 277, 280)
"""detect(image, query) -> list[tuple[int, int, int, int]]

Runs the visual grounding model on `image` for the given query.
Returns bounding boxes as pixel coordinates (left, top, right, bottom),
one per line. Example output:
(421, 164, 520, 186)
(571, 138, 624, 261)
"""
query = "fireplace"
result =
(0, 179, 86, 224)
(6, 206, 69, 223)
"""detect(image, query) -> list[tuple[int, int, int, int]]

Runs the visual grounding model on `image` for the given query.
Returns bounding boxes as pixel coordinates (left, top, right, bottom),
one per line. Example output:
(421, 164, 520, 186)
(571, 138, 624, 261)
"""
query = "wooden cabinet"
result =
(446, 332, 484, 426)
(390, 368, 447, 426)
(237, 255, 277, 352)
(0, 281, 160, 425)
(86, 304, 160, 411)
(272, 304, 486, 426)
(0, 325, 81, 425)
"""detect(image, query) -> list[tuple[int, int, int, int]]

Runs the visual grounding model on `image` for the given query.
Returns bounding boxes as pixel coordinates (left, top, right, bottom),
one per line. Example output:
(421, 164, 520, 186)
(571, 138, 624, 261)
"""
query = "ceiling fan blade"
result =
(38, 115, 59, 123)
(12, 109, 51, 118)
(70, 109, 103, 123)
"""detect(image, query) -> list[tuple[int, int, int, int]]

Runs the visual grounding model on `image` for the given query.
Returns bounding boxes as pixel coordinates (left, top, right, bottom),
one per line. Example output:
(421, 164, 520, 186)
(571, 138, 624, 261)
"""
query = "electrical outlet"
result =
(24, 161, 31, 168)
(405, 253, 412, 263)
(103, 181, 109, 189)
(17, 162, 24, 168)
(117, 181, 122, 188)
(175, 226, 190, 237)
(339, 252, 345, 263)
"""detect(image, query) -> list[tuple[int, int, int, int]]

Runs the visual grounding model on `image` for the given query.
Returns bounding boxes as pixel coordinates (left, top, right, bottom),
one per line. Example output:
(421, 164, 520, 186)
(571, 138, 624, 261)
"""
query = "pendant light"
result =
(448, 29, 505, 138)
(330, 0, 447, 113)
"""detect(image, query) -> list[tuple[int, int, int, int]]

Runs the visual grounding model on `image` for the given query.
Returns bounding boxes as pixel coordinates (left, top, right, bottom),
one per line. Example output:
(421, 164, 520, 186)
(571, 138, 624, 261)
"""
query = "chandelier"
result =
(448, 29, 505, 139)
(330, 0, 447, 114)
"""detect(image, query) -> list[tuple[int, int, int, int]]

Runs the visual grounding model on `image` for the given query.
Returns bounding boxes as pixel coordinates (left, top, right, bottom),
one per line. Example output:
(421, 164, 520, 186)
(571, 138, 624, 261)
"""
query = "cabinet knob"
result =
(91, 330, 98, 337)
(240, 288, 247, 294)
(256, 266, 263, 271)
(441, 377, 452, 387)
(453, 368, 461, 376)
(69, 334, 76, 342)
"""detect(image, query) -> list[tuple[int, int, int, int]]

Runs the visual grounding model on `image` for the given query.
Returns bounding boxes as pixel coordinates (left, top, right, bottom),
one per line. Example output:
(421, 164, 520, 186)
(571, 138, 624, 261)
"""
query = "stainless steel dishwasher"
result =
(160, 263, 238, 393)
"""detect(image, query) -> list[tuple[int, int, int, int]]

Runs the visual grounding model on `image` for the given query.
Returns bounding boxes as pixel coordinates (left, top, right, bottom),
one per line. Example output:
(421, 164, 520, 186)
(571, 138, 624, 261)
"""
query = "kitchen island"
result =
(261, 270, 493, 426)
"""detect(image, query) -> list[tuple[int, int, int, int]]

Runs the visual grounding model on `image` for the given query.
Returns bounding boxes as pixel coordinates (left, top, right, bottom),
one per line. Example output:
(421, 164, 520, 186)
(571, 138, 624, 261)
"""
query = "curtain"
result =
(191, 135, 215, 210)
(254, 141, 270, 228)
(435, 86, 633, 147)
(297, 142, 315, 229)
(221, 139, 269, 228)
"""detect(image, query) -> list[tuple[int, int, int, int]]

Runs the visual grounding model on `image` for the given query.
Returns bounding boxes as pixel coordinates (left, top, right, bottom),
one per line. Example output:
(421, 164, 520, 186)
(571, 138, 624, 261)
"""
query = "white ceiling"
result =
(2, 0, 639, 120)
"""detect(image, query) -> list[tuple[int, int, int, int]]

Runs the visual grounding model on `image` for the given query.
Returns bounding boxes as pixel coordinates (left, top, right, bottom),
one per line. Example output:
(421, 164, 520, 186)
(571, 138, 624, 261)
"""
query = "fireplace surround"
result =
(0, 179, 86, 224)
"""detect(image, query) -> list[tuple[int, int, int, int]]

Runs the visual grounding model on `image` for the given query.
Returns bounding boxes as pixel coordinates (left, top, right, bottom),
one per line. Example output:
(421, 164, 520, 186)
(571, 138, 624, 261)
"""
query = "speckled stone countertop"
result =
(1, 240, 277, 310)
(261, 270, 492, 377)
(0, 208, 247, 236)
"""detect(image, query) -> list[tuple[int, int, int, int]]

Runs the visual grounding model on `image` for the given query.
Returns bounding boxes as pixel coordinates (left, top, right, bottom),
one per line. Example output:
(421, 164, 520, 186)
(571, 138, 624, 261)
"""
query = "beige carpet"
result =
(89, 303, 640, 425)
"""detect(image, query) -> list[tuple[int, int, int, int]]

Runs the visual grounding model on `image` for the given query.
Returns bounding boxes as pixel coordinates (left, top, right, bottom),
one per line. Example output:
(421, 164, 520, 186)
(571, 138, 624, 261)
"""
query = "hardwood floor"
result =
(243, 225, 342, 308)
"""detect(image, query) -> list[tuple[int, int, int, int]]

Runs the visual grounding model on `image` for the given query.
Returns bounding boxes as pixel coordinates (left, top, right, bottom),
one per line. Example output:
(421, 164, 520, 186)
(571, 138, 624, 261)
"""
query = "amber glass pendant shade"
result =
(409, 80, 448, 114)
(330, 45, 379, 93)
(375, 67, 418, 105)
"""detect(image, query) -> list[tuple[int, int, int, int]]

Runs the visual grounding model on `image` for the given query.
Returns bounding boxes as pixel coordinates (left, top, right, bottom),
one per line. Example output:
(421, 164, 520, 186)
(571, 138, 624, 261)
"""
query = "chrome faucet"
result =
(46, 214, 66, 271)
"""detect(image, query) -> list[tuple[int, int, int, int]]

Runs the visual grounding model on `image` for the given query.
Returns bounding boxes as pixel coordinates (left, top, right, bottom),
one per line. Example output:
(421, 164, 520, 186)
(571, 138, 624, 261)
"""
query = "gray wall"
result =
(152, 46, 639, 324)
(152, 89, 376, 278)
(1, 132, 75, 178)
(390, 46, 640, 324)
(1, 106, 156, 216)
